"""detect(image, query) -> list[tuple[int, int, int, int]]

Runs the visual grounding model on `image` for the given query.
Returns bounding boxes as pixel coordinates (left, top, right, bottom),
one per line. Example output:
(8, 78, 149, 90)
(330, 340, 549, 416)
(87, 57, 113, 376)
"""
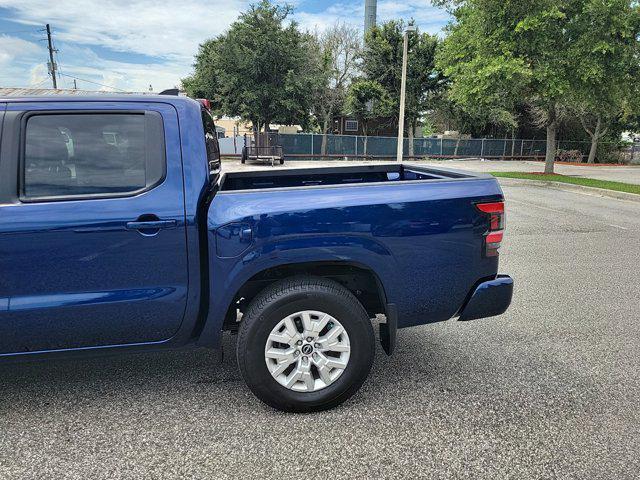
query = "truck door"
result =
(0, 102, 188, 354)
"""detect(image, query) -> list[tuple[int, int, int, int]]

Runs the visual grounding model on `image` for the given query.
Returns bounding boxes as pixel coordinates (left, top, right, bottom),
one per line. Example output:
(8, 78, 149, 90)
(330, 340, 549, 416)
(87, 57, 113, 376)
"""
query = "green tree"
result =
(568, 0, 640, 163)
(345, 80, 393, 157)
(181, 37, 224, 110)
(361, 21, 442, 156)
(437, 0, 579, 172)
(437, 0, 640, 170)
(182, 1, 317, 136)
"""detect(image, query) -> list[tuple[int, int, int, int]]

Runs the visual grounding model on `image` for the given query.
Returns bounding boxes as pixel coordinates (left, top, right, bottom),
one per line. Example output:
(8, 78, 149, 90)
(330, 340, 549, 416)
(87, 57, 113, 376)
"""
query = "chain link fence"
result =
(219, 133, 639, 164)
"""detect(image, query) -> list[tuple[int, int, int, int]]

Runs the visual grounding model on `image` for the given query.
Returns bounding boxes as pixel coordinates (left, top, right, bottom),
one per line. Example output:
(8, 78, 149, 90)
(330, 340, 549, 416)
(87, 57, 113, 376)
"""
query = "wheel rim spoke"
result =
(264, 310, 351, 393)
(316, 362, 333, 384)
(301, 312, 330, 339)
(265, 347, 296, 362)
(283, 316, 299, 339)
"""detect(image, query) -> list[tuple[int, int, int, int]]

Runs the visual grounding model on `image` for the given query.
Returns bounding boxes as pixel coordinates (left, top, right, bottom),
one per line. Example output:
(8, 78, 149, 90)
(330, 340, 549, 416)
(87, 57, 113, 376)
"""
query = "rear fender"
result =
(197, 234, 396, 348)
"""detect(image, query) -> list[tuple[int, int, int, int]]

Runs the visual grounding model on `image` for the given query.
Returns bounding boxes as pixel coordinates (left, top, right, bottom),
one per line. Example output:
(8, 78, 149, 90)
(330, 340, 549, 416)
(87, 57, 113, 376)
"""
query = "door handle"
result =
(126, 220, 177, 230)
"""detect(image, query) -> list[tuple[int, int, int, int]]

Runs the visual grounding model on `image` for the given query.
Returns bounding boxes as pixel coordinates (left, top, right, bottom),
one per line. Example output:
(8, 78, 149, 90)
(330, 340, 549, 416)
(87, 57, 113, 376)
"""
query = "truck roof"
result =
(0, 94, 200, 108)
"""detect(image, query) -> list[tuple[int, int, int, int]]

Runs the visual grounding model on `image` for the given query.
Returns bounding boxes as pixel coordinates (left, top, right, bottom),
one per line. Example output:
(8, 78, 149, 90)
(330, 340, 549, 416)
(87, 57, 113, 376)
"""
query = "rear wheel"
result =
(237, 276, 375, 412)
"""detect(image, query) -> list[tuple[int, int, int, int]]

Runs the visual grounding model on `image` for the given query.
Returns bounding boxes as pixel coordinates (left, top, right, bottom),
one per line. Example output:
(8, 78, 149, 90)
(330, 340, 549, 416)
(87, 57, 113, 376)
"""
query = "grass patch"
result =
(490, 172, 640, 195)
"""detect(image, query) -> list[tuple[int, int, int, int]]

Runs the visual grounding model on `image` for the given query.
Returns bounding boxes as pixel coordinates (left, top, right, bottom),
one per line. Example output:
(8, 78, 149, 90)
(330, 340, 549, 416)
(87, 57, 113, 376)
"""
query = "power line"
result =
(57, 72, 127, 92)
(36, 24, 127, 92)
(30, 77, 51, 88)
(50, 29, 69, 89)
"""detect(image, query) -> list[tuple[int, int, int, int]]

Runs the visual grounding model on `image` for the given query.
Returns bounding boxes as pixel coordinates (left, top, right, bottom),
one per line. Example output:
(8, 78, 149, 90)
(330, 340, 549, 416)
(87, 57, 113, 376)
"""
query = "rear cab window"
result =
(21, 111, 165, 201)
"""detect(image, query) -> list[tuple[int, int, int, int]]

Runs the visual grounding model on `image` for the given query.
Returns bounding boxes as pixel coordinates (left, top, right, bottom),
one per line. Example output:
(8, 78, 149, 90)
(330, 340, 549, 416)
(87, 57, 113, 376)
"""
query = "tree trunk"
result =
(253, 121, 260, 149)
(263, 119, 272, 151)
(544, 103, 557, 174)
(587, 116, 601, 164)
(321, 116, 330, 159)
(408, 121, 415, 159)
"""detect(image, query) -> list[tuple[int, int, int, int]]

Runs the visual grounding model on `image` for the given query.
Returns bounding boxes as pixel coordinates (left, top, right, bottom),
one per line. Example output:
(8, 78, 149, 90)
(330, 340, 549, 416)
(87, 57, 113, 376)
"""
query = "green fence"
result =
(272, 134, 589, 159)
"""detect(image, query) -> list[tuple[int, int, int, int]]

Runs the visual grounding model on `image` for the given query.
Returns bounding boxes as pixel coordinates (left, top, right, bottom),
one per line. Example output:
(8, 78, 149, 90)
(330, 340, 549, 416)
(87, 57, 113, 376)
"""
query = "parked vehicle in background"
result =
(0, 95, 513, 412)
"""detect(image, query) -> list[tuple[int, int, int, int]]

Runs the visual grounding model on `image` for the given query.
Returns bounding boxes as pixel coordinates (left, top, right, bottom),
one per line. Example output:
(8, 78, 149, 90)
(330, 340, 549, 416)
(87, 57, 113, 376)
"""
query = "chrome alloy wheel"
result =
(264, 310, 351, 392)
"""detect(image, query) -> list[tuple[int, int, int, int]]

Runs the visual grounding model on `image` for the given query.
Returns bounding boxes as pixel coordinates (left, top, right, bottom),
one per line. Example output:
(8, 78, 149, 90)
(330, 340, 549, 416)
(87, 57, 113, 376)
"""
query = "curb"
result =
(496, 177, 640, 203)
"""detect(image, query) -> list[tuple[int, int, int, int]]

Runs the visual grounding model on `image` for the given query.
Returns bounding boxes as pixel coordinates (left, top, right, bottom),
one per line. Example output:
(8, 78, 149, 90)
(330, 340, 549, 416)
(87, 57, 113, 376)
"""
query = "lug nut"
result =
(296, 340, 303, 346)
(306, 337, 313, 342)
(314, 343, 321, 349)
(294, 350, 300, 356)
(312, 353, 319, 360)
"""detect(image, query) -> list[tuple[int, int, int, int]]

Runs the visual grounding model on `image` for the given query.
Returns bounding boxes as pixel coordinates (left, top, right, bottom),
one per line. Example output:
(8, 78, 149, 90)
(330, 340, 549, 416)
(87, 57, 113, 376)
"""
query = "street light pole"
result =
(396, 26, 416, 162)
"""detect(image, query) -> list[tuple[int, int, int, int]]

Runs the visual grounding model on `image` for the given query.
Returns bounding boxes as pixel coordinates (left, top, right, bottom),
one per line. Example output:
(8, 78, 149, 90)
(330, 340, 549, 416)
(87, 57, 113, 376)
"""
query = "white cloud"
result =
(0, 35, 50, 87)
(0, 35, 42, 64)
(0, 0, 247, 60)
(377, 0, 450, 33)
(50, 43, 188, 92)
(0, 0, 450, 92)
(29, 64, 48, 86)
(295, 3, 363, 33)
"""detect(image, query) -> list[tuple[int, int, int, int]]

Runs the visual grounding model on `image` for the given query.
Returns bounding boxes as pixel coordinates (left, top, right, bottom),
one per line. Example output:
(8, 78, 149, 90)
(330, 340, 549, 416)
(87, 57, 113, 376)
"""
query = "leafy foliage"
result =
(437, 0, 640, 168)
(361, 21, 442, 131)
(567, 0, 640, 162)
(182, 1, 318, 131)
(345, 80, 393, 135)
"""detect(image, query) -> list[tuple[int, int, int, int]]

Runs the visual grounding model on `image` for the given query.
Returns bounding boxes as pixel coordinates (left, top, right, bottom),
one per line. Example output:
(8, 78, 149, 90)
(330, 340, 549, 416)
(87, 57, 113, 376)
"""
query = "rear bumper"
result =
(458, 275, 513, 321)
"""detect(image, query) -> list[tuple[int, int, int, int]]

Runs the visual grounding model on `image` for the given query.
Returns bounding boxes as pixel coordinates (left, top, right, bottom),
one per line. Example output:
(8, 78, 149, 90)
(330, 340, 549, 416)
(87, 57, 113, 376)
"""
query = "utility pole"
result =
(73, 79, 77, 90)
(45, 24, 58, 89)
(396, 26, 416, 162)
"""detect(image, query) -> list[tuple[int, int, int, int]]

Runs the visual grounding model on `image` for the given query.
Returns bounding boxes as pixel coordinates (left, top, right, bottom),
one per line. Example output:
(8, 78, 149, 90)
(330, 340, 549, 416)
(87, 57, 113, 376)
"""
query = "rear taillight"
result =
(476, 201, 505, 257)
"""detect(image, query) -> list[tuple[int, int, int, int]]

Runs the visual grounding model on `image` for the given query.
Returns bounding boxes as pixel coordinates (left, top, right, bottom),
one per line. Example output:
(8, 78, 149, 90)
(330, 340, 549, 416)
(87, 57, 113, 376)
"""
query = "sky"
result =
(0, 0, 450, 93)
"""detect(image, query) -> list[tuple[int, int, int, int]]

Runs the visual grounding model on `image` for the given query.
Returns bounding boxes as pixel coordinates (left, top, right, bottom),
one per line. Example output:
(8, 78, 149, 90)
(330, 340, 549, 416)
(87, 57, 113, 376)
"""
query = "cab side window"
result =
(23, 112, 165, 199)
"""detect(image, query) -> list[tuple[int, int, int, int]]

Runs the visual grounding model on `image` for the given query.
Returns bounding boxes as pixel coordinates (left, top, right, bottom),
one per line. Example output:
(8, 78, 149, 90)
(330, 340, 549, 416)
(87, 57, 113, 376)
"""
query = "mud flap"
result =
(380, 303, 398, 356)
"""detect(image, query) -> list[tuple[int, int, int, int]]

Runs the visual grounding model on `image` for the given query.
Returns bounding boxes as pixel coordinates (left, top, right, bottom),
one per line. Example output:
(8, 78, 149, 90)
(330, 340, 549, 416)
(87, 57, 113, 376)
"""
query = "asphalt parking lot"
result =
(1, 177, 639, 479)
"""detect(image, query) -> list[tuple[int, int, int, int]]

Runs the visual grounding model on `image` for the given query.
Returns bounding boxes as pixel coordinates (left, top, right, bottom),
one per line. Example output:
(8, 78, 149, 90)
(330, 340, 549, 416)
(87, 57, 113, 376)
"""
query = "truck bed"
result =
(219, 163, 481, 191)
(207, 163, 504, 339)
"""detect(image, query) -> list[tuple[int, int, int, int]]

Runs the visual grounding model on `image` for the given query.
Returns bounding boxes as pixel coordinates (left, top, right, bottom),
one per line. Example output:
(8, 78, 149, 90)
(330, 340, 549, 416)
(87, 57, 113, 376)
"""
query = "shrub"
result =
(556, 149, 584, 163)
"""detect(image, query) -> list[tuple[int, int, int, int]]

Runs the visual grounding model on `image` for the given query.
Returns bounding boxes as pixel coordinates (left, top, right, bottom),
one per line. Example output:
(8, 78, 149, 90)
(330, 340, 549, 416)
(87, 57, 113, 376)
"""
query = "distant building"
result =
(214, 116, 302, 137)
(215, 117, 254, 137)
(332, 115, 397, 137)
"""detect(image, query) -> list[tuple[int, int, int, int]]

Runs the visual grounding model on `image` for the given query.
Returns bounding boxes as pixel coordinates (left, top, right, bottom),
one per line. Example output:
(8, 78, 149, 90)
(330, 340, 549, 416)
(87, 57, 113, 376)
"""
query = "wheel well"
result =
(223, 262, 387, 330)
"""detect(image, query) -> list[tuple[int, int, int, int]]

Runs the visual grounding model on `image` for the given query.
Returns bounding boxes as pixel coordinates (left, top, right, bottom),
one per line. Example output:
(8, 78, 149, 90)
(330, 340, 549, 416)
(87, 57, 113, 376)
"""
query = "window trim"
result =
(19, 110, 167, 203)
(344, 119, 359, 132)
(201, 107, 221, 178)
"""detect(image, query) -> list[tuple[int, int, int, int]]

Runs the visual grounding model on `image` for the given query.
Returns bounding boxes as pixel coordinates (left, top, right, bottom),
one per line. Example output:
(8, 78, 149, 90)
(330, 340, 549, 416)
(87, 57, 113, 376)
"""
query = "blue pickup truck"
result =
(0, 95, 512, 411)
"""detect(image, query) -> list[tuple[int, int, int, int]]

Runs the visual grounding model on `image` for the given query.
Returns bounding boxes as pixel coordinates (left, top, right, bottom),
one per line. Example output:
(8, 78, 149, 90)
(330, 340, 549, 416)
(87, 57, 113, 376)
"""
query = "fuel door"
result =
(216, 222, 253, 258)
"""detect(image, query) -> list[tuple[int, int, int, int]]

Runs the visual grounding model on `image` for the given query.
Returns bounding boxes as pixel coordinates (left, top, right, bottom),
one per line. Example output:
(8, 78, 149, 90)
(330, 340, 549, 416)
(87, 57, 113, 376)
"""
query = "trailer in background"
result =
(242, 133, 284, 166)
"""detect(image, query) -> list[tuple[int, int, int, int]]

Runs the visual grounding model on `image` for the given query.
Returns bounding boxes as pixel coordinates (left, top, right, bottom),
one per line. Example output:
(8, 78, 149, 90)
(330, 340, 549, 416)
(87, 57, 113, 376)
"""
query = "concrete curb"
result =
(496, 177, 640, 203)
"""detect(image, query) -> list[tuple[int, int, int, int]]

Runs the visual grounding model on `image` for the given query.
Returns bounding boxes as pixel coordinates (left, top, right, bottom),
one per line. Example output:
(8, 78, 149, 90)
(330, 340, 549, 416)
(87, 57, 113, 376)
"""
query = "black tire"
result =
(279, 158, 285, 165)
(237, 276, 375, 412)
